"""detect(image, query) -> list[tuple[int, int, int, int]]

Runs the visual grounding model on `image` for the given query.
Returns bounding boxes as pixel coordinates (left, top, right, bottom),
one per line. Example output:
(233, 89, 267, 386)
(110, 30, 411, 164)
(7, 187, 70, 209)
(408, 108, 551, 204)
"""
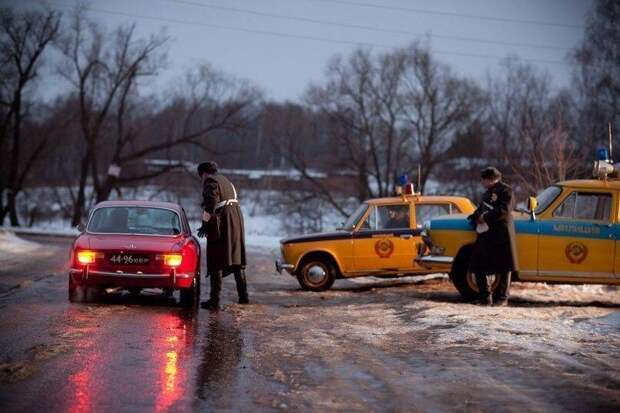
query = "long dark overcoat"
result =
(202, 174, 246, 274)
(468, 181, 518, 275)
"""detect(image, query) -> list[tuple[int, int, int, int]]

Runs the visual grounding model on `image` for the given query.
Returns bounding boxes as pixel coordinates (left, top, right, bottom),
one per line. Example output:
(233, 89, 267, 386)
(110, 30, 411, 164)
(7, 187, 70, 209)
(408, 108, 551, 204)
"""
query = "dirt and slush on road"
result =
(0, 234, 619, 412)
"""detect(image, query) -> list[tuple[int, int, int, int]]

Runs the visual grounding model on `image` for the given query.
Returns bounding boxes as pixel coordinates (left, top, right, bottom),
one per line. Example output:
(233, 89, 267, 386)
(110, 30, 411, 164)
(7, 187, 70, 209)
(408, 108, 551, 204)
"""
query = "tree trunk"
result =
(71, 153, 91, 226)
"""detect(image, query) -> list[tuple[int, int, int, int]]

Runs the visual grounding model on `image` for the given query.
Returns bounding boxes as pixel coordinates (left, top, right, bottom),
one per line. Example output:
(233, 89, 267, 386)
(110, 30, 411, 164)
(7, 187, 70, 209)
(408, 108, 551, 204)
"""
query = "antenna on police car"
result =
(609, 122, 613, 161)
(417, 164, 422, 195)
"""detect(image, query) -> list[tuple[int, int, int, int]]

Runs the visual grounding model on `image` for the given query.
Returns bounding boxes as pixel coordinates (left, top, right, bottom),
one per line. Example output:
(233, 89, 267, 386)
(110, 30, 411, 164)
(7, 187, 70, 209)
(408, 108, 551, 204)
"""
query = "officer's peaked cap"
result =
(197, 161, 218, 176)
(481, 166, 501, 180)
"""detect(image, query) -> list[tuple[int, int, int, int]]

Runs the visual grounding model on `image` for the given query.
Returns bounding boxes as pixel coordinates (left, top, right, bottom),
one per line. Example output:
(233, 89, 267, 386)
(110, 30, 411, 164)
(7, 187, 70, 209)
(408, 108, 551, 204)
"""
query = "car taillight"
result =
(156, 253, 183, 267)
(77, 250, 103, 264)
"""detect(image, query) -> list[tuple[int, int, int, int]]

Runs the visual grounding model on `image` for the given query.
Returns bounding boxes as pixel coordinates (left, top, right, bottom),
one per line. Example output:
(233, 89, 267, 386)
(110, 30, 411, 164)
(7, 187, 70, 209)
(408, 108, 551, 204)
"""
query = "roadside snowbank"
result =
(0, 231, 41, 254)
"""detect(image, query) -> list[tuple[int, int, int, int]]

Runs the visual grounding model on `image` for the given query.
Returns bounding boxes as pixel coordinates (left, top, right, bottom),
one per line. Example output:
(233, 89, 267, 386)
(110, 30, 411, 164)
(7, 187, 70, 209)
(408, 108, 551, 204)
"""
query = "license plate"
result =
(108, 254, 150, 265)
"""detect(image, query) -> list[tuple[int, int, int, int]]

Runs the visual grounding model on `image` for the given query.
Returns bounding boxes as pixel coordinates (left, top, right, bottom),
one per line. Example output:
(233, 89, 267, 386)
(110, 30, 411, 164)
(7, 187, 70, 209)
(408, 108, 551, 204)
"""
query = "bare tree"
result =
(399, 43, 485, 193)
(57, 9, 169, 225)
(486, 58, 581, 198)
(572, 0, 619, 160)
(95, 63, 261, 203)
(306, 48, 409, 202)
(0, 8, 61, 225)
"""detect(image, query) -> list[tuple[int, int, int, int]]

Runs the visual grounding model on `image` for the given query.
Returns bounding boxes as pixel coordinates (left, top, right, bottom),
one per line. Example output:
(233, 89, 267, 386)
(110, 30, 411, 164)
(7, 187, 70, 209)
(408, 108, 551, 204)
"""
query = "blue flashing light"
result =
(597, 148, 610, 161)
(398, 173, 409, 186)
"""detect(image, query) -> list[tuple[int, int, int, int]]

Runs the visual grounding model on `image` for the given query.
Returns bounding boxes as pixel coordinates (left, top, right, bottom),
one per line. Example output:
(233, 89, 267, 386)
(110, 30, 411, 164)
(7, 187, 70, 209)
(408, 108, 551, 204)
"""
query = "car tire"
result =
(450, 244, 478, 302)
(68, 275, 78, 302)
(297, 259, 336, 292)
(450, 244, 501, 301)
(180, 274, 200, 308)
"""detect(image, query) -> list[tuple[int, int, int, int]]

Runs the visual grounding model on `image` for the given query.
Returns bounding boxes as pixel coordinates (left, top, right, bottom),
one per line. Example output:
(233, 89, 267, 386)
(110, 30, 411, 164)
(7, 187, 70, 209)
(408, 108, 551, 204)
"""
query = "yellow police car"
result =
(418, 156, 620, 300)
(275, 188, 475, 291)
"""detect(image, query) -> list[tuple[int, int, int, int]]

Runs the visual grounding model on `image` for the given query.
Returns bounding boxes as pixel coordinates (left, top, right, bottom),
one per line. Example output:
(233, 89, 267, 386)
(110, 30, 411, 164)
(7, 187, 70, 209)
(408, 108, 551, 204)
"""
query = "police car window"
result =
(553, 192, 612, 221)
(575, 193, 612, 221)
(535, 185, 562, 214)
(360, 207, 376, 231)
(415, 204, 451, 228)
(377, 205, 410, 230)
(553, 193, 576, 218)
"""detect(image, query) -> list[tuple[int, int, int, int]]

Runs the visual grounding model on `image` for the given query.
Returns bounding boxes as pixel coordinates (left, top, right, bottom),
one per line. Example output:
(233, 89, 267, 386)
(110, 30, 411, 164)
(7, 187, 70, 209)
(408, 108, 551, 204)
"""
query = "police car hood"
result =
(281, 230, 351, 244)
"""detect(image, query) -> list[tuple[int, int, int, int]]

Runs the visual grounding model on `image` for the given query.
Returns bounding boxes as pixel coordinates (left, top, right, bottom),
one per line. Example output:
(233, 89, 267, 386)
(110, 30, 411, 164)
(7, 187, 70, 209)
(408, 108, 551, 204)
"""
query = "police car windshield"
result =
(88, 207, 182, 236)
(342, 203, 368, 230)
(535, 185, 562, 214)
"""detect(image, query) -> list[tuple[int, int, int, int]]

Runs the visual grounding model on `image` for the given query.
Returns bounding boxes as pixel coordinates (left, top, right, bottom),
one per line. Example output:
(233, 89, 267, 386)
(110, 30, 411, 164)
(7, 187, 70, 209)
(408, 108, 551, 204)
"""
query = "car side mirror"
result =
(526, 196, 538, 221)
(76, 222, 86, 233)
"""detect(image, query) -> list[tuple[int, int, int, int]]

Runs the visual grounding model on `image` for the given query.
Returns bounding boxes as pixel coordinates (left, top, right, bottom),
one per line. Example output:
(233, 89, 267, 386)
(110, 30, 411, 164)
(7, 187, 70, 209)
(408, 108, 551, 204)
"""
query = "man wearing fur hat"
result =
(467, 167, 518, 306)
(197, 161, 249, 310)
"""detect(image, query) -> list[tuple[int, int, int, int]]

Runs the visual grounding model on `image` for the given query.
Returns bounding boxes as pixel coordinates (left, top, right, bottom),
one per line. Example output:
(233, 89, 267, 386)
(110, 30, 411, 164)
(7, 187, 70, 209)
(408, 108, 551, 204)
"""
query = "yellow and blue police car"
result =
(418, 153, 620, 300)
(275, 185, 475, 291)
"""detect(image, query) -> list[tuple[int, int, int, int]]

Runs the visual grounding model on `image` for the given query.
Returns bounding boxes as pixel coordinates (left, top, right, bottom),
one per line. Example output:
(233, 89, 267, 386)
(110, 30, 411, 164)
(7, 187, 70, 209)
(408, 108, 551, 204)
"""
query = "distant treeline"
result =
(1, 1, 618, 226)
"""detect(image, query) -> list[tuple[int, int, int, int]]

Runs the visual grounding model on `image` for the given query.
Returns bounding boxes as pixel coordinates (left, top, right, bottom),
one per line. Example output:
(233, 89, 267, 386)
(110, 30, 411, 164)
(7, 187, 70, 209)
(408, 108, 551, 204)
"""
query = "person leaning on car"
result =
(467, 167, 518, 306)
(196, 161, 249, 310)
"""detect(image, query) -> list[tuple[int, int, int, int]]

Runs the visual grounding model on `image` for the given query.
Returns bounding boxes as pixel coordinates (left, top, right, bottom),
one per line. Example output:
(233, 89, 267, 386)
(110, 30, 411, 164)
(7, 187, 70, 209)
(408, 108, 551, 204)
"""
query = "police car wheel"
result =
(297, 260, 335, 292)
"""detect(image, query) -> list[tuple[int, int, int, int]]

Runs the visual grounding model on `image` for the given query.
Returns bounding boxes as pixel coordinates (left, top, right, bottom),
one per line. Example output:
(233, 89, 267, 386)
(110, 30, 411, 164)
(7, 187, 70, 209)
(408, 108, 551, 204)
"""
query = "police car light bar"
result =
(592, 160, 619, 179)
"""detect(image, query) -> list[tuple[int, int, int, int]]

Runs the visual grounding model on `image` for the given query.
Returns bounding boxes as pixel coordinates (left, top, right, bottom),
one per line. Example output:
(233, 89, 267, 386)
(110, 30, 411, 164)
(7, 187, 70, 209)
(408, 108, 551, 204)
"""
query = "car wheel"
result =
(180, 275, 200, 308)
(450, 244, 500, 301)
(68, 275, 79, 302)
(297, 259, 336, 292)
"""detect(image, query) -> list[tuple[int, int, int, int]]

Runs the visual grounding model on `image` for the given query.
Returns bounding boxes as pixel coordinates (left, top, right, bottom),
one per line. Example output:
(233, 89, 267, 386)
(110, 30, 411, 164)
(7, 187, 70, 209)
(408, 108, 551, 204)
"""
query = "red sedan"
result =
(69, 200, 201, 307)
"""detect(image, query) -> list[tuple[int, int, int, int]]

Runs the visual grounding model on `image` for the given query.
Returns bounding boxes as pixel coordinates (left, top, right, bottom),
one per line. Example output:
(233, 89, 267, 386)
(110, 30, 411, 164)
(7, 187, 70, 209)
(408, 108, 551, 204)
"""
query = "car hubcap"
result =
(307, 265, 327, 284)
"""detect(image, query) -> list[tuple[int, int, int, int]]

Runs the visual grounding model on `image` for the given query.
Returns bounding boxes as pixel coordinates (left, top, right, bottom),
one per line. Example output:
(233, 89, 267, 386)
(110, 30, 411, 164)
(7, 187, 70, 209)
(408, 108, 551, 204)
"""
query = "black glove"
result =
(197, 221, 209, 238)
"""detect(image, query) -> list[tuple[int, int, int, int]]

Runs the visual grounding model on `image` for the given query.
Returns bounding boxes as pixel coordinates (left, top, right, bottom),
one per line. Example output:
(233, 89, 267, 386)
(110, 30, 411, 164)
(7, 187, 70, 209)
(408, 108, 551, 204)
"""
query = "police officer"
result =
(467, 167, 518, 306)
(197, 161, 249, 310)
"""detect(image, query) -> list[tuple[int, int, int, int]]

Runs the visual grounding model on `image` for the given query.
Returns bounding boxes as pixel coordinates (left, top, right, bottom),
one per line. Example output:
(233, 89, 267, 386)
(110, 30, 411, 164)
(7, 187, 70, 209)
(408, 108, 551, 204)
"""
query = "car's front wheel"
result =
(180, 275, 200, 308)
(450, 244, 500, 301)
(297, 258, 336, 292)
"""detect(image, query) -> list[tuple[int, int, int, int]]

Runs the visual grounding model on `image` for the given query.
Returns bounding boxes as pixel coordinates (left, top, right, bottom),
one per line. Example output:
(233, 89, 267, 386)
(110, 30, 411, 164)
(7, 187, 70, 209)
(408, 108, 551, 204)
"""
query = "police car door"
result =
(539, 190, 615, 280)
(352, 203, 417, 273)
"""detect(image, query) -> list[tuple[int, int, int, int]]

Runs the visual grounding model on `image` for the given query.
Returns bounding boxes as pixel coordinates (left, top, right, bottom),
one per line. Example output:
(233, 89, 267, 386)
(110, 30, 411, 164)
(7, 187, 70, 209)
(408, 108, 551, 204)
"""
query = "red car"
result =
(69, 200, 201, 307)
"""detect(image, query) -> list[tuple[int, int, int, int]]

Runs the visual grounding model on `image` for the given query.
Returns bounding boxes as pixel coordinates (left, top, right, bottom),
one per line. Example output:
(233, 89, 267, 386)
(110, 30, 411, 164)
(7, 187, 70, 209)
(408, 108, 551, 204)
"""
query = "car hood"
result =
(82, 234, 185, 252)
(281, 230, 352, 244)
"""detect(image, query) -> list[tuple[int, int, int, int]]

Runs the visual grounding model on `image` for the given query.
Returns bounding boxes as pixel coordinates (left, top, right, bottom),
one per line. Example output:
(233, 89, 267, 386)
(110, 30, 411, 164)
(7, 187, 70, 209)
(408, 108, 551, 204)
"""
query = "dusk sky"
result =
(9, 0, 591, 101)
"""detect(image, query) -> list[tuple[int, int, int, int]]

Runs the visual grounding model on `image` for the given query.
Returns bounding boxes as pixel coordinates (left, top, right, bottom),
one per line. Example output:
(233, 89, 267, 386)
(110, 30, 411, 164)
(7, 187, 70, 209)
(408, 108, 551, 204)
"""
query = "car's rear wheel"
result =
(297, 258, 336, 292)
(450, 244, 500, 301)
(180, 274, 200, 308)
(68, 275, 78, 302)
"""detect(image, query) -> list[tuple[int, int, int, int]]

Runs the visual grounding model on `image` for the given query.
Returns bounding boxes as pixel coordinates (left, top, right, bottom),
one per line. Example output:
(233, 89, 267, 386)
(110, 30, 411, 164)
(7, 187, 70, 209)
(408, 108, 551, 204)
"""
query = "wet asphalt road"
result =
(1, 235, 619, 412)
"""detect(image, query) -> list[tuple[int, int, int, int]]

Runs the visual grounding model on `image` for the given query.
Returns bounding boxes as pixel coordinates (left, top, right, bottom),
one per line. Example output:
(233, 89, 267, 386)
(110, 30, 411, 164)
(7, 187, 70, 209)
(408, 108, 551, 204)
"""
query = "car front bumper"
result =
(275, 259, 294, 275)
(415, 255, 454, 269)
(69, 267, 194, 289)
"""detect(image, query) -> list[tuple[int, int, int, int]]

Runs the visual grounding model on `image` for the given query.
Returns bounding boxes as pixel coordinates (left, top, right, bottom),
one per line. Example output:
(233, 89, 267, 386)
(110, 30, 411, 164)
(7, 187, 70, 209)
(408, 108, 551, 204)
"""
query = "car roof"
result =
(365, 195, 473, 205)
(93, 200, 184, 212)
(557, 179, 620, 190)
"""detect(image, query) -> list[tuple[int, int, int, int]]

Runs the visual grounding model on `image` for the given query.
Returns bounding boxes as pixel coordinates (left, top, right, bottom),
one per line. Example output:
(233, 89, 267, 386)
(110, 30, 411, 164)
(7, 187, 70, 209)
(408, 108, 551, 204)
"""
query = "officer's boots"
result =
(234, 267, 250, 304)
(474, 273, 493, 306)
(201, 271, 222, 310)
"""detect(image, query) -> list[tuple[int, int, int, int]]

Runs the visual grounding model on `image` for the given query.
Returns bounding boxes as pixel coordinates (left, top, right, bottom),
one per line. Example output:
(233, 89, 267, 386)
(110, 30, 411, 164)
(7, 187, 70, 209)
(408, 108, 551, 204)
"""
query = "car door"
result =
(538, 190, 615, 280)
(351, 203, 417, 273)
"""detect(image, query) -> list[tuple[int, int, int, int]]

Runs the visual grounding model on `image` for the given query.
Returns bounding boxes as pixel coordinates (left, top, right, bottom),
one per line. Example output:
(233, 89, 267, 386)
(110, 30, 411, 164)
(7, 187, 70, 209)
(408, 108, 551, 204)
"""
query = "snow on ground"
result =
(0, 231, 41, 255)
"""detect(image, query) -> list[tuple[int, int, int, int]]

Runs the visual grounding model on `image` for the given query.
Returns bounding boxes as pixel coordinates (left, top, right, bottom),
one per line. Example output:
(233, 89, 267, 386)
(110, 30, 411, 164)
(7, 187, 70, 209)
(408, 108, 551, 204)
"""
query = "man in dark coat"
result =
(197, 161, 249, 310)
(467, 167, 518, 306)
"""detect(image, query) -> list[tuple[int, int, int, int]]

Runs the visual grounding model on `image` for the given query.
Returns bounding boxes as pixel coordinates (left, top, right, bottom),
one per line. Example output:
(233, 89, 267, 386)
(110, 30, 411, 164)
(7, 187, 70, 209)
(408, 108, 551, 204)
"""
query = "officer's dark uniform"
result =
(197, 162, 248, 309)
(468, 168, 518, 305)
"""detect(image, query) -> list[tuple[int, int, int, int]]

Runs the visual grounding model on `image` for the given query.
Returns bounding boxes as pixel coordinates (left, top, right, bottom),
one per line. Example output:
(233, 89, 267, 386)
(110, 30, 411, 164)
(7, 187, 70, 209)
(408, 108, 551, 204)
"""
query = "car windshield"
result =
(88, 207, 182, 236)
(534, 185, 562, 214)
(341, 203, 368, 230)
